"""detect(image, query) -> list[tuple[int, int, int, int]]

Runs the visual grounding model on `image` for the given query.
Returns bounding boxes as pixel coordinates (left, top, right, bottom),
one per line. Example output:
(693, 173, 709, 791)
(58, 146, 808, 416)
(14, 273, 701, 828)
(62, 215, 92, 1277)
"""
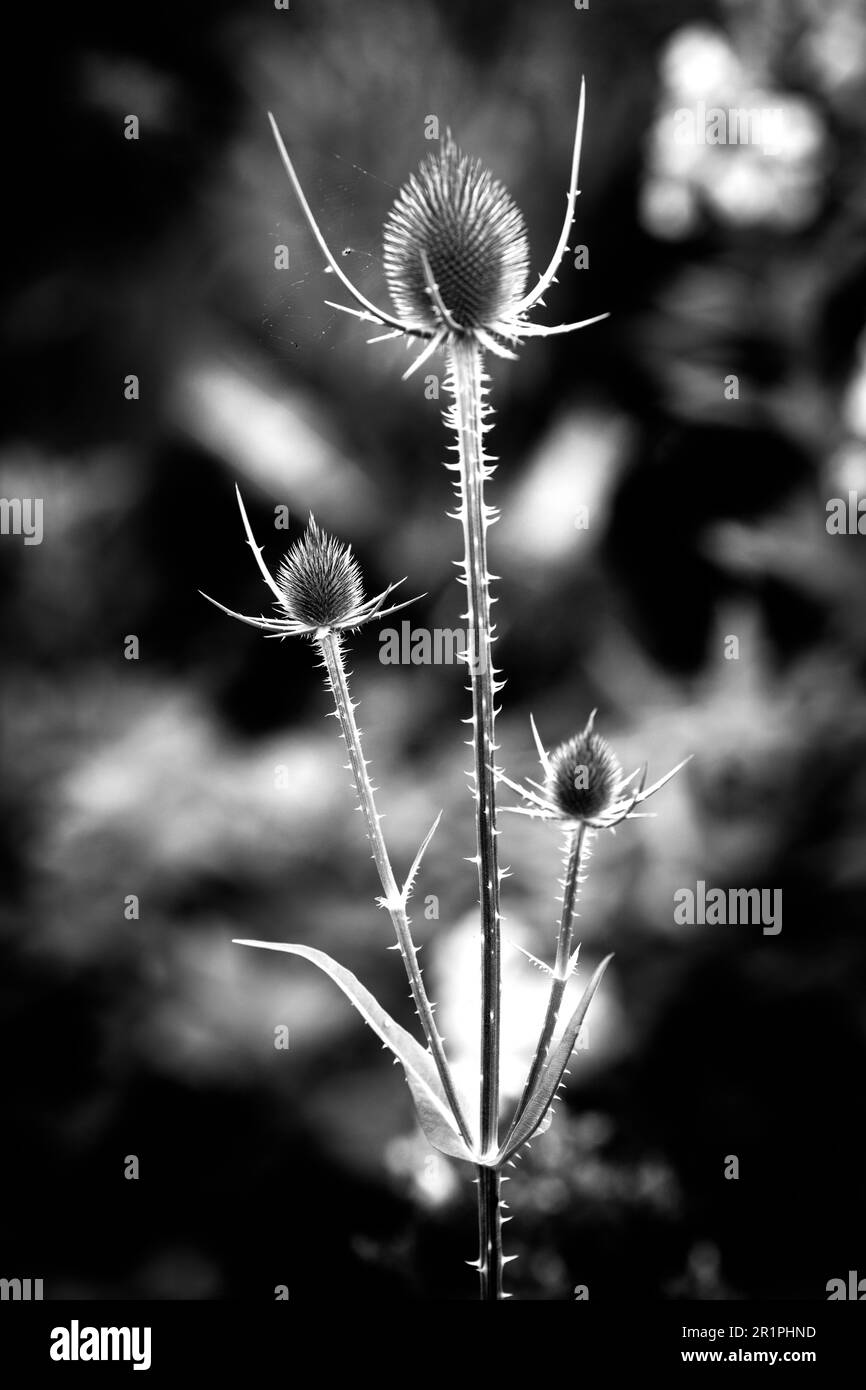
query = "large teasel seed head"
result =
(548, 725, 622, 822)
(276, 517, 365, 627)
(382, 133, 530, 332)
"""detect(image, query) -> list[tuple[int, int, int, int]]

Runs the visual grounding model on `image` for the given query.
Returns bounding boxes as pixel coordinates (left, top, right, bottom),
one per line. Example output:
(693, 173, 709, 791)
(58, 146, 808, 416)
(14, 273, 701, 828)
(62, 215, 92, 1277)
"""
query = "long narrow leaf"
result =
(233, 940, 476, 1163)
(498, 954, 613, 1164)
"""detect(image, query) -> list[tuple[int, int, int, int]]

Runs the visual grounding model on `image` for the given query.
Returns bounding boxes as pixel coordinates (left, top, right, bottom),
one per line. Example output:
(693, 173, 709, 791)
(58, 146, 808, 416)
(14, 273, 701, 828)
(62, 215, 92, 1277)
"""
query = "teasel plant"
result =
(208, 83, 689, 1299)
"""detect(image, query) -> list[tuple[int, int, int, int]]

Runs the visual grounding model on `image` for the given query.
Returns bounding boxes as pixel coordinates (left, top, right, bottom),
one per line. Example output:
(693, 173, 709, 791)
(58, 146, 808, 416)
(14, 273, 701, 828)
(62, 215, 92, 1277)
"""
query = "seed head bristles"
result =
(549, 724, 622, 822)
(267, 77, 609, 381)
(200, 486, 421, 637)
(383, 132, 531, 333)
(276, 517, 364, 627)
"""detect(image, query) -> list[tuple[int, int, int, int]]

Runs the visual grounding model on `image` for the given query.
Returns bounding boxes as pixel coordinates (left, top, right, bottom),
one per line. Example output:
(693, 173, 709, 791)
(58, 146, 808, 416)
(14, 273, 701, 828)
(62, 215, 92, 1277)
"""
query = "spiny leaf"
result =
(509, 941, 552, 976)
(233, 940, 476, 1163)
(402, 811, 443, 902)
(497, 954, 612, 1164)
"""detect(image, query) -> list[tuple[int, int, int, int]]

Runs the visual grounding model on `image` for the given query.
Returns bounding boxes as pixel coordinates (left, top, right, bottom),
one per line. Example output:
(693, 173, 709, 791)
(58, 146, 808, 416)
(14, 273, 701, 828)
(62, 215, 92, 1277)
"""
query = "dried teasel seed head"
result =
(382, 133, 530, 333)
(548, 726, 622, 822)
(276, 517, 365, 628)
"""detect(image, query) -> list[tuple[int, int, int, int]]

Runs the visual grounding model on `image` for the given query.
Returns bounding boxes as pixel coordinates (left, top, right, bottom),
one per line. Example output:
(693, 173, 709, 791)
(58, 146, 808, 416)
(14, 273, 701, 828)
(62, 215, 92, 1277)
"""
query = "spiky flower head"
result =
(383, 134, 530, 334)
(497, 710, 691, 832)
(548, 727, 622, 822)
(200, 486, 418, 639)
(266, 83, 610, 378)
(276, 517, 364, 628)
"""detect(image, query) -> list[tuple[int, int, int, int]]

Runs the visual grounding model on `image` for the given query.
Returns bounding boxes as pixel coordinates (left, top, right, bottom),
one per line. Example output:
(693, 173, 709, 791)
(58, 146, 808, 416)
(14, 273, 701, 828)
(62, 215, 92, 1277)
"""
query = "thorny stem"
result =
(446, 339, 503, 1299)
(317, 628, 474, 1152)
(505, 823, 590, 1147)
(477, 1165, 502, 1301)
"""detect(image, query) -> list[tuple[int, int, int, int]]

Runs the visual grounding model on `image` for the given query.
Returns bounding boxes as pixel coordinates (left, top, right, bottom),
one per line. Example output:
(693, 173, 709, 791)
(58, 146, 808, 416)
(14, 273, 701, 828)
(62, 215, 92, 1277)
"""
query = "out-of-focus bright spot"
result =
(705, 151, 776, 226)
(664, 603, 855, 880)
(773, 98, 824, 161)
(384, 1134, 459, 1208)
(31, 686, 357, 966)
(807, 2, 866, 94)
(666, 1240, 733, 1299)
(829, 441, 866, 494)
(431, 911, 625, 1116)
(643, 26, 827, 236)
(0, 447, 140, 534)
(500, 409, 631, 569)
(146, 930, 343, 1082)
(78, 53, 179, 130)
(639, 177, 698, 240)
(431, 911, 544, 1114)
(173, 355, 375, 526)
(704, 495, 855, 599)
(132, 1249, 221, 1300)
(661, 26, 740, 98)
(60, 691, 341, 876)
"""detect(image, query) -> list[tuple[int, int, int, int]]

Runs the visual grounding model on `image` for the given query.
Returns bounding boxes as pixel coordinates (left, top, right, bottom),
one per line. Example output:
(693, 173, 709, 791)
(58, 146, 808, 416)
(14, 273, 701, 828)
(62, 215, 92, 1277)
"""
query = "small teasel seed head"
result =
(548, 727, 622, 821)
(276, 517, 364, 627)
(383, 133, 530, 332)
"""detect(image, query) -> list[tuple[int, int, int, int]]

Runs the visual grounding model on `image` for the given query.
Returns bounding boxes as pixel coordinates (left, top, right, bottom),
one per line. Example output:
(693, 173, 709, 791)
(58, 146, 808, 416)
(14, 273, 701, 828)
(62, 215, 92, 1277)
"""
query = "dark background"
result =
(1, 0, 865, 1300)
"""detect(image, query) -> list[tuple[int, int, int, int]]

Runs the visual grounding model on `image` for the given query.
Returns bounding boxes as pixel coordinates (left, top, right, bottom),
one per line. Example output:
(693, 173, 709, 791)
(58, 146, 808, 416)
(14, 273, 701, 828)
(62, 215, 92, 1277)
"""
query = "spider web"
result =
(262, 149, 399, 356)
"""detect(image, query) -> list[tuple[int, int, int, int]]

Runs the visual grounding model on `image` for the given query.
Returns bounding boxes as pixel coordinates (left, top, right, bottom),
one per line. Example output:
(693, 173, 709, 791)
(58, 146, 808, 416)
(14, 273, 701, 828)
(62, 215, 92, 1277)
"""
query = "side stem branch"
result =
(505, 823, 589, 1144)
(318, 629, 474, 1151)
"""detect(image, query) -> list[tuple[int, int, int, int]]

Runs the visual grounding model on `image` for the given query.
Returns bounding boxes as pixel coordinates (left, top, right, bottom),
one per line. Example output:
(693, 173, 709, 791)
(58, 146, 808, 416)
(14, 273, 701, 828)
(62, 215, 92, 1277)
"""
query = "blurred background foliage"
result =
(2, 0, 866, 1299)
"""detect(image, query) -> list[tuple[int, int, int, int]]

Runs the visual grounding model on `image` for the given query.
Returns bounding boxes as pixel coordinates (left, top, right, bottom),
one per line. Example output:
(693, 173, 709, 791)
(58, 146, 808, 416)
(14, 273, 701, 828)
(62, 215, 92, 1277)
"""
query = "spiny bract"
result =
(383, 133, 530, 333)
(276, 518, 365, 627)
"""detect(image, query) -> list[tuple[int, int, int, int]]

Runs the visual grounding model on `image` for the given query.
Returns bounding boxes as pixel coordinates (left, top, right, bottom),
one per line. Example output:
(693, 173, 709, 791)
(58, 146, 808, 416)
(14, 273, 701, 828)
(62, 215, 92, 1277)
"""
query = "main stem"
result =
(317, 628, 474, 1151)
(448, 340, 503, 1300)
